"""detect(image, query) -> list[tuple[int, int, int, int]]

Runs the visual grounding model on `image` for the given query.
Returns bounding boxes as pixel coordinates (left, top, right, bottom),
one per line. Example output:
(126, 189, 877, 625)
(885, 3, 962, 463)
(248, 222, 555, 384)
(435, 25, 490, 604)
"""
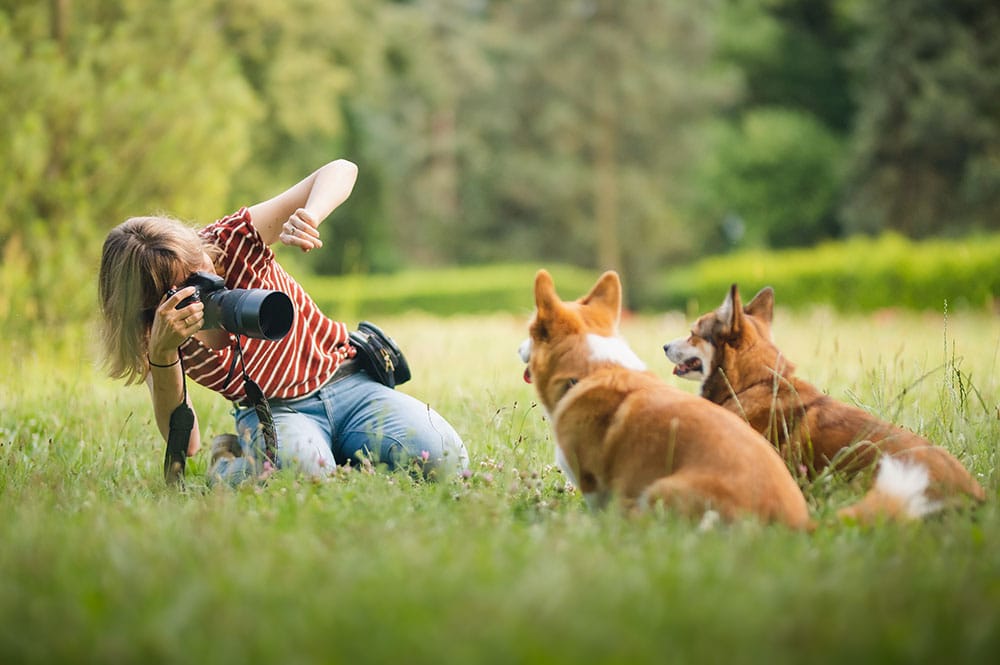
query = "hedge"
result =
(298, 234, 1000, 318)
(649, 233, 1000, 315)
(299, 263, 599, 320)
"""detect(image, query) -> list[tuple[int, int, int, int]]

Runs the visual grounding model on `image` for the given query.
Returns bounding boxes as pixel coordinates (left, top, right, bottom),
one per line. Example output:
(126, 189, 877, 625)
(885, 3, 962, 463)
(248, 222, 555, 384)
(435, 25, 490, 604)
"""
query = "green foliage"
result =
(0, 1, 259, 329)
(347, 0, 738, 296)
(694, 108, 844, 249)
(842, 0, 1000, 236)
(298, 263, 599, 321)
(698, 0, 857, 252)
(212, 0, 367, 204)
(653, 232, 1000, 314)
(295, 230, 1000, 319)
(3, 0, 998, 335)
(717, 0, 857, 132)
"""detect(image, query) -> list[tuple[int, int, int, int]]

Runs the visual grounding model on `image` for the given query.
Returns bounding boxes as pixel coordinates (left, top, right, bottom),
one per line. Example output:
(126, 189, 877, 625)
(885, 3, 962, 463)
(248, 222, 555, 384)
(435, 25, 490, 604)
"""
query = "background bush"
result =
(651, 232, 1000, 315)
(299, 263, 600, 321)
(294, 234, 1000, 320)
(693, 108, 844, 249)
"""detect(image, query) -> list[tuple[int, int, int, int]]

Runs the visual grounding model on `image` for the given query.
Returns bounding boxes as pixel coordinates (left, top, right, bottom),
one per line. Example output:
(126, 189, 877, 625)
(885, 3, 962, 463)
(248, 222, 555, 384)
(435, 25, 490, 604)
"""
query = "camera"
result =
(171, 271, 294, 341)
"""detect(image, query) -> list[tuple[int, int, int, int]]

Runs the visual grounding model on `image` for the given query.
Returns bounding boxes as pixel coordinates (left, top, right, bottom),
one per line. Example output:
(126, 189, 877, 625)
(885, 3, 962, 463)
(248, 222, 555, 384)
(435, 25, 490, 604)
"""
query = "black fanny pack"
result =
(349, 321, 411, 389)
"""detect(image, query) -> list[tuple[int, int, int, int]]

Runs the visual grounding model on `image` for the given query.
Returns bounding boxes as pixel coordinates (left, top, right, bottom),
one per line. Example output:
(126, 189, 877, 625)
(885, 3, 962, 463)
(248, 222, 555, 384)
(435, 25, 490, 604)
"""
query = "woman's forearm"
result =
(248, 159, 359, 246)
(146, 359, 201, 456)
(302, 158, 358, 221)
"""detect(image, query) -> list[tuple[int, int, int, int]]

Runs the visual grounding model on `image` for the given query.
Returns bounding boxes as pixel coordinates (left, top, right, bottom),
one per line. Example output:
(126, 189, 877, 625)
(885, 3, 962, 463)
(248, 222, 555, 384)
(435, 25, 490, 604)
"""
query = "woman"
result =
(99, 159, 468, 484)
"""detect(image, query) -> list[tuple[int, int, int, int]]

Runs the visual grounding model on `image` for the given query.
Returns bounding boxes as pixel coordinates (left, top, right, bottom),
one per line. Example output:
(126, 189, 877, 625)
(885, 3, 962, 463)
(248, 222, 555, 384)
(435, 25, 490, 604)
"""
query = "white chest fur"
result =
(586, 334, 646, 371)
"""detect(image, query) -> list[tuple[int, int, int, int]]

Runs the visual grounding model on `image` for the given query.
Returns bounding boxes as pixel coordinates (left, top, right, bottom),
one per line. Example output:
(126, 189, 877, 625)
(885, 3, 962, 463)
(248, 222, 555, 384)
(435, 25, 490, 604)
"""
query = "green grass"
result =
(2, 308, 999, 664)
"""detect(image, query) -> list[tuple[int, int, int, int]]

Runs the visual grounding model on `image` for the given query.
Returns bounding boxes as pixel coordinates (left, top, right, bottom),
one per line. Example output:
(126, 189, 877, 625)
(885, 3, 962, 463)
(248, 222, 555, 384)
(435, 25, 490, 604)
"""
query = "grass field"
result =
(2, 306, 999, 664)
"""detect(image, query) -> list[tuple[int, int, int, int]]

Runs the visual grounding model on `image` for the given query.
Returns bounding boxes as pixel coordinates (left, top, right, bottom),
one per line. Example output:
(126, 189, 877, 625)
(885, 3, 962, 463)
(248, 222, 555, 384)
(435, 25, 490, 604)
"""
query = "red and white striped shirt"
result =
(179, 208, 352, 401)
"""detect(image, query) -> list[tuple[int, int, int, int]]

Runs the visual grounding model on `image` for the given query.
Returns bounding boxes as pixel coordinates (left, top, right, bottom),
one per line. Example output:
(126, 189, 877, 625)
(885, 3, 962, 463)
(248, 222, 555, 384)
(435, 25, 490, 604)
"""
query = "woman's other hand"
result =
(248, 159, 357, 247)
(279, 208, 324, 252)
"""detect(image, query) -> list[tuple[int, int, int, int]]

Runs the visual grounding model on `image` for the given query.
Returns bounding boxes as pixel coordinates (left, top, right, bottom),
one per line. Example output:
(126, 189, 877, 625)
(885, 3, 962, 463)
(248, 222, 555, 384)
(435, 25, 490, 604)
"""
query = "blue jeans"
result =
(208, 371, 469, 485)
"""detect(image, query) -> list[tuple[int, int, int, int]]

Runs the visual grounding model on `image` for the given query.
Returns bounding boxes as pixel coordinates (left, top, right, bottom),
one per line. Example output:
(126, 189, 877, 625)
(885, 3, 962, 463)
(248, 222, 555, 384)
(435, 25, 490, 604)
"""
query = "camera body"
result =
(172, 271, 293, 341)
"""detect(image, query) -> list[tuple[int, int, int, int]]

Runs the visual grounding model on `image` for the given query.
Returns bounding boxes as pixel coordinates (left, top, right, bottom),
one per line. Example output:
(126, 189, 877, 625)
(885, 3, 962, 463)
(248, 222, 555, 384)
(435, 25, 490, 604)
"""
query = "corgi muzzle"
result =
(663, 338, 710, 381)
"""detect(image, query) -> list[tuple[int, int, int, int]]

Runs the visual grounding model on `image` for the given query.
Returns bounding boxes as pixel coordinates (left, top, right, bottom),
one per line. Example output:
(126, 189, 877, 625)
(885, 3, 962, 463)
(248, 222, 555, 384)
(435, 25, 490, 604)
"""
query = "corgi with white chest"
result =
(520, 270, 811, 528)
(664, 284, 986, 523)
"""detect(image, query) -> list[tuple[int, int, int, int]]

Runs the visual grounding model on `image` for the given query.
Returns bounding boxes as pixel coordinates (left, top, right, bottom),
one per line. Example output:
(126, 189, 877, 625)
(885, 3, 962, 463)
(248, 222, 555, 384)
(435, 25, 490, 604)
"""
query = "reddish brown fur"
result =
(526, 270, 811, 528)
(680, 284, 985, 521)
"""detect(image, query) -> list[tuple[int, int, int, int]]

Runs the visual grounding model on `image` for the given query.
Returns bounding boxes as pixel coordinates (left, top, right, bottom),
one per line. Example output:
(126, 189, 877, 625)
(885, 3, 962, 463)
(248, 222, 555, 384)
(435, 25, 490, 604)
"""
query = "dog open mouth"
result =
(523, 367, 532, 383)
(673, 357, 702, 377)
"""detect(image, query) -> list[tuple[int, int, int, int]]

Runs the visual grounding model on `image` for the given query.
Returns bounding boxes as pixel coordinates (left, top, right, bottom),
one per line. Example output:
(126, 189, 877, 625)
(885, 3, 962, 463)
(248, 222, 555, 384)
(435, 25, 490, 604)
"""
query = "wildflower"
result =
(258, 459, 276, 481)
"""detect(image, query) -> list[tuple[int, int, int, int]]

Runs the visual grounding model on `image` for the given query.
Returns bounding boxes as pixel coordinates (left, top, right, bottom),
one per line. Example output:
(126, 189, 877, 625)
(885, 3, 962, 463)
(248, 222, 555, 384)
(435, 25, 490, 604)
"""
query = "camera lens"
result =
(218, 289, 294, 340)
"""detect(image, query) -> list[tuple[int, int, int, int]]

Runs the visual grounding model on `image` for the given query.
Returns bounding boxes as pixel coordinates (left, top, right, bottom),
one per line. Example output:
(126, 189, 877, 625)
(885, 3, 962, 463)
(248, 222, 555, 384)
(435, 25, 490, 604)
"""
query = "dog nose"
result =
(518, 338, 532, 363)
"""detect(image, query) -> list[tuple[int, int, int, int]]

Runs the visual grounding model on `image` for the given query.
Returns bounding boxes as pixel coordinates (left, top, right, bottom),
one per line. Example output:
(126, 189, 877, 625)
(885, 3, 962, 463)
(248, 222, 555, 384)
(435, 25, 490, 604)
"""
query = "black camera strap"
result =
(164, 351, 193, 487)
(226, 336, 279, 466)
(162, 338, 278, 487)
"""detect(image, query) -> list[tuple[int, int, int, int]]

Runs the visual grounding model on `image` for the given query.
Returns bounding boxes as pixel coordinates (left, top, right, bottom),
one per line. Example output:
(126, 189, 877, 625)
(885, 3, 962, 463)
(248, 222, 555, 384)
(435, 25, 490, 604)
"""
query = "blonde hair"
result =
(98, 216, 216, 384)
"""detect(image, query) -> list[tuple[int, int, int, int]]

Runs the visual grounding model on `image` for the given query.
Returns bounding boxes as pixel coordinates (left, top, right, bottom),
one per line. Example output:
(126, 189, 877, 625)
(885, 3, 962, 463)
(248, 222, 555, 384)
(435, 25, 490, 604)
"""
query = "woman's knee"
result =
(366, 407, 468, 479)
(234, 406, 336, 479)
(410, 409, 468, 477)
(274, 414, 336, 477)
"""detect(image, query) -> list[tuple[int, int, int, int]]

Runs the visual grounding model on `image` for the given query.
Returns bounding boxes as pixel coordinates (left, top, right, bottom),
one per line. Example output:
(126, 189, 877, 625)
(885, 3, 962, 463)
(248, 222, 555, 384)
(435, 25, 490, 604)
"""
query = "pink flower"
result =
(258, 459, 276, 481)
(420, 450, 430, 462)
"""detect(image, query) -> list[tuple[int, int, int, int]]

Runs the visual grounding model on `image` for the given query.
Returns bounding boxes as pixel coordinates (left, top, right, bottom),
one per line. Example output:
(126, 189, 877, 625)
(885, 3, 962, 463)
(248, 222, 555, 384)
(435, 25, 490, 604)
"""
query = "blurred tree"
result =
(357, 0, 736, 303)
(485, 0, 736, 301)
(0, 0, 258, 328)
(841, 0, 1000, 237)
(718, 0, 857, 132)
(694, 108, 843, 248)
(693, 0, 857, 251)
(210, 0, 384, 275)
(339, 0, 496, 273)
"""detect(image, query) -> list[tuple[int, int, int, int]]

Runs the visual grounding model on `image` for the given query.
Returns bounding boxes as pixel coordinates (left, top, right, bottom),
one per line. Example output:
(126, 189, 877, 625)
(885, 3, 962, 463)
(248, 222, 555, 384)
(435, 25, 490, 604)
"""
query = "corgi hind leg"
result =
(638, 474, 740, 523)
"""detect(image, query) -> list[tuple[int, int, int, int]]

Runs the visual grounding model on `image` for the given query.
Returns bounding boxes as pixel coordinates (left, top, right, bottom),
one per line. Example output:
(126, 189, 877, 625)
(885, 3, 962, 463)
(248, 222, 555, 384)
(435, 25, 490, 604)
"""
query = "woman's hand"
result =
(279, 208, 324, 252)
(248, 159, 357, 247)
(148, 286, 204, 362)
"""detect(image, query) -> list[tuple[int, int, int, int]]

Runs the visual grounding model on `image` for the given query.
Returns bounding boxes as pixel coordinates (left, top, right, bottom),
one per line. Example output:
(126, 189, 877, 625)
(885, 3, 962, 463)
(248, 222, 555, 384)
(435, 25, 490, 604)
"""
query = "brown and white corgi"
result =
(664, 284, 986, 523)
(519, 270, 811, 528)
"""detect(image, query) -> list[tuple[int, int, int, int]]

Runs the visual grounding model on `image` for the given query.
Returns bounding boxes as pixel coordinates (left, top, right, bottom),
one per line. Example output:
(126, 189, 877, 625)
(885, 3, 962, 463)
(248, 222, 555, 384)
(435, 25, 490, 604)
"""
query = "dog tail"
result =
(837, 455, 943, 524)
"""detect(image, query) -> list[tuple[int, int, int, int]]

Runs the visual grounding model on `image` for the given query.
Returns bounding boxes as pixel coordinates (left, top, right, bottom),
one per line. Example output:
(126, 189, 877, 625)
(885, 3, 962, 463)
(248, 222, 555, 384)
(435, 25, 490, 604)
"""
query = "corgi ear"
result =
(580, 271, 622, 319)
(718, 283, 744, 335)
(533, 269, 560, 321)
(745, 287, 774, 324)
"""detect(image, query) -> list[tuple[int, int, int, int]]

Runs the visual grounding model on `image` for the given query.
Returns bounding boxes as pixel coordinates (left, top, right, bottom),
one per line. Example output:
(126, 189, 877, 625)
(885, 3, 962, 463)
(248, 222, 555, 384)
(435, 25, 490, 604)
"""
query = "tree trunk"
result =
(51, 0, 70, 54)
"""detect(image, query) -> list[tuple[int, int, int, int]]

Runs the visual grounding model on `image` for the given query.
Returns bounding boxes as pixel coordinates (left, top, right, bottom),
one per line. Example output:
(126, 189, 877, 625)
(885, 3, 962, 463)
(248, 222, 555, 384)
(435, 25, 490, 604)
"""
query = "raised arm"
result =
(247, 159, 359, 250)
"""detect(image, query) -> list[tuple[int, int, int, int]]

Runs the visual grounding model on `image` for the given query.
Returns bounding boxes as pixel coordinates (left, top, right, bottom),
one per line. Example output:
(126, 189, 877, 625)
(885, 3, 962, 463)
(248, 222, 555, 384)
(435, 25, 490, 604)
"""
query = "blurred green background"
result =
(3, 0, 999, 329)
